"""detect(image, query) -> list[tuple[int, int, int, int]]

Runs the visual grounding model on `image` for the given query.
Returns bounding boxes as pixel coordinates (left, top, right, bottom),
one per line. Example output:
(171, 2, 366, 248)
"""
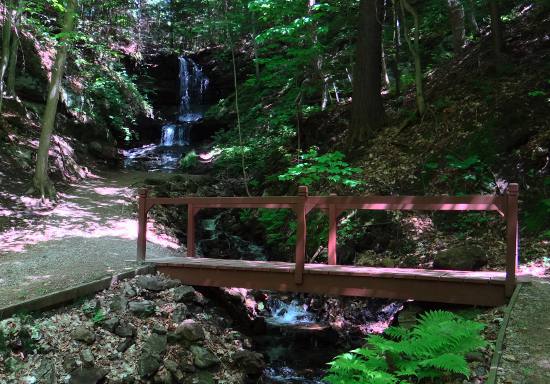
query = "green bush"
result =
(180, 150, 199, 170)
(325, 310, 486, 384)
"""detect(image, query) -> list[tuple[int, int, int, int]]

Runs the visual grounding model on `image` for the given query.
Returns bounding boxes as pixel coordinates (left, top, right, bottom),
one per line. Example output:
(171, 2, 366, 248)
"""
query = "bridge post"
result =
(187, 204, 197, 257)
(137, 189, 148, 261)
(328, 193, 338, 265)
(505, 183, 519, 297)
(294, 186, 308, 284)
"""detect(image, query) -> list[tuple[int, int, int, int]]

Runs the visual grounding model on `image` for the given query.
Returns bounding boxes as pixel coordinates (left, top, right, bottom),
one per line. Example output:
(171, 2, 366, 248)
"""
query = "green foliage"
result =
(325, 310, 486, 384)
(180, 150, 199, 170)
(278, 149, 364, 191)
(92, 309, 106, 324)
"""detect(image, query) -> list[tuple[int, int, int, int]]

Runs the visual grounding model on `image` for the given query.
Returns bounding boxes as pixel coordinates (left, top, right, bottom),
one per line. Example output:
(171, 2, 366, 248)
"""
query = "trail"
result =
(0, 170, 181, 308)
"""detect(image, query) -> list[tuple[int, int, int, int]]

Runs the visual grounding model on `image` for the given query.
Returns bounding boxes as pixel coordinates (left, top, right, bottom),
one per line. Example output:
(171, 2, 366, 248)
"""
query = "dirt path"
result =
(0, 170, 182, 308)
(497, 279, 550, 384)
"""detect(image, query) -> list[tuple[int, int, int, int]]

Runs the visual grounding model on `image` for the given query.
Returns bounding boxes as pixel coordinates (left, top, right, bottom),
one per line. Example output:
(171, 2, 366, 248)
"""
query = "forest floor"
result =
(497, 279, 550, 384)
(0, 169, 182, 308)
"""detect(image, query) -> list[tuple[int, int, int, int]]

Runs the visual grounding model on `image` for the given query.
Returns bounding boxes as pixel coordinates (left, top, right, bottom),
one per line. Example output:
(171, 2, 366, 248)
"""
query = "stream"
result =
(120, 56, 402, 383)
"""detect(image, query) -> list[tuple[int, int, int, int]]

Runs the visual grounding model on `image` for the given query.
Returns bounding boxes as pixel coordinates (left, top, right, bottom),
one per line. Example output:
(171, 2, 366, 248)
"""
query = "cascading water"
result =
(124, 56, 209, 170)
(160, 57, 209, 147)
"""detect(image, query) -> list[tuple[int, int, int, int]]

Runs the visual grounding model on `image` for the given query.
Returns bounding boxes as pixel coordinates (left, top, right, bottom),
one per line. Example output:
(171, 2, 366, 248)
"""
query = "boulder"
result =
(110, 296, 128, 313)
(138, 353, 162, 379)
(143, 333, 168, 357)
(117, 338, 134, 353)
(190, 345, 219, 369)
(172, 303, 188, 323)
(174, 319, 205, 342)
(136, 275, 180, 292)
(80, 349, 95, 368)
(173, 286, 196, 302)
(128, 300, 156, 316)
(231, 350, 265, 375)
(71, 327, 96, 345)
(114, 322, 136, 338)
(433, 244, 488, 271)
(102, 316, 119, 333)
(69, 367, 108, 384)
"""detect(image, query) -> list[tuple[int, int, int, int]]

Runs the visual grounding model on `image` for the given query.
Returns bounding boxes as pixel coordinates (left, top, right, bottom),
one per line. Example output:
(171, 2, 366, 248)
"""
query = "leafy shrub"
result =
(325, 310, 486, 384)
(278, 149, 364, 192)
(180, 150, 199, 170)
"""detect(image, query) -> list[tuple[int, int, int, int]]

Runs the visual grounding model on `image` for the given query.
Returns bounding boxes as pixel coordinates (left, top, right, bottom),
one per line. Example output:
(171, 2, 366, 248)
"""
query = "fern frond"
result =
(419, 353, 470, 376)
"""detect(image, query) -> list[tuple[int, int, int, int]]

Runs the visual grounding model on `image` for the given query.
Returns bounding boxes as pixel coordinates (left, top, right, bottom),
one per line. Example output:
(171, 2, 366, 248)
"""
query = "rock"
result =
(190, 345, 219, 369)
(231, 350, 265, 375)
(172, 303, 189, 323)
(433, 245, 488, 271)
(173, 286, 196, 302)
(110, 295, 128, 313)
(143, 333, 168, 357)
(164, 360, 185, 382)
(175, 319, 205, 342)
(189, 371, 215, 384)
(466, 351, 485, 363)
(71, 327, 96, 345)
(115, 322, 136, 338)
(102, 316, 119, 333)
(138, 353, 162, 378)
(80, 349, 95, 367)
(153, 367, 174, 384)
(117, 338, 135, 353)
(36, 360, 57, 384)
(153, 324, 168, 335)
(123, 283, 137, 297)
(136, 275, 180, 292)
(69, 367, 108, 384)
(63, 355, 78, 372)
(128, 300, 156, 316)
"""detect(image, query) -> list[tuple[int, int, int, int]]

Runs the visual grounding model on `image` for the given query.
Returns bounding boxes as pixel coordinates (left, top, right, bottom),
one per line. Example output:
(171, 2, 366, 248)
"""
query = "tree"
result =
(446, 0, 465, 54)
(0, 0, 13, 113)
(488, 0, 504, 56)
(7, 0, 21, 96)
(350, 0, 385, 142)
(31, 0, 77, 199)
(400, 0, 425, 116)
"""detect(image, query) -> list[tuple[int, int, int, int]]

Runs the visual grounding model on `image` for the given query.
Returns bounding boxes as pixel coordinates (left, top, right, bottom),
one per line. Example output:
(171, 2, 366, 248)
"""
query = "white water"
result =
(267, 299, 315, 326)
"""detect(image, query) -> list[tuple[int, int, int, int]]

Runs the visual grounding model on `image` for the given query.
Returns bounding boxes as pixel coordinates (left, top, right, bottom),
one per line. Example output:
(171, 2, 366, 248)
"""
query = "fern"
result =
(325, 310, 487, 384)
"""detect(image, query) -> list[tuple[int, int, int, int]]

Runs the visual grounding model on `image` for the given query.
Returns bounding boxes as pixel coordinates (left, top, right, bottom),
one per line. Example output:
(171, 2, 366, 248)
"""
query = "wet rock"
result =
(117, 338, 135, 353)
(115, 322, 137, 338)
(69, 367, 108, 384)
(71, 327, 96, 345)
(102, 316, 120, 333)
(172, 303, 189, 323)
(175, 319, 205, 342)
(174, 285, 196, 302)
(433, 244, 488, 271)
(128, 300, 156, 316)
(35, 359, 57, 384)
(80, 349, 95, 367)
(136, 275, 180, 292)
(190, 345, 219, 369)
(231, 350, 265, 375)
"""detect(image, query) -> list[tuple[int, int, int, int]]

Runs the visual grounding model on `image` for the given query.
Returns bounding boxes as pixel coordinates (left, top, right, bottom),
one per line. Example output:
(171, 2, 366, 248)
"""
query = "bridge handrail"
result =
(137, 184, 519, 297)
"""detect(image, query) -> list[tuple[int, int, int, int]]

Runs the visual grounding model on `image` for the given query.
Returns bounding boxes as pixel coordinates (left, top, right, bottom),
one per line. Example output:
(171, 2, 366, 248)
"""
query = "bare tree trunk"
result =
(251, 11, 261, 84)
(32, 0, 77, 199)
(350, 0, 385, 142)
(489, 0, 504, 56)
(392, 0, 401, 97)
(7, 1, 21, 96)
(446, 0, 465, 54)
(401, 0, 425, 116)
(465, 0, 480, 36)
(308, 0, 329, 111)
(0, 0, 13, 113)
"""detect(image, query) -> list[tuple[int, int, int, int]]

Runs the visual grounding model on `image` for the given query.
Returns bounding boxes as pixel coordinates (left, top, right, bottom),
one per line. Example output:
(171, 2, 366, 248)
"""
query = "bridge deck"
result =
(152, 257, 509, 306)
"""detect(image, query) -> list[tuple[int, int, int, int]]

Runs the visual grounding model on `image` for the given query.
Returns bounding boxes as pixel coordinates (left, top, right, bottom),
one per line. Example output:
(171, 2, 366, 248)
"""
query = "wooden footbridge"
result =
(137, 184, 519, 307)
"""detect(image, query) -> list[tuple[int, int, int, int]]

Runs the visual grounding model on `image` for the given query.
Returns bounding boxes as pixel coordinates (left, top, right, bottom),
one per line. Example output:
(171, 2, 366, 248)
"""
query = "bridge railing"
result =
(137, 183, 519, 296)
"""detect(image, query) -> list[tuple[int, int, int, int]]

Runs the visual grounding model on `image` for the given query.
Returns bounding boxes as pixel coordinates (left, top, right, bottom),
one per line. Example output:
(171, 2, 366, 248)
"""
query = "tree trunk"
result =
(0, 0, 13, 113)
(465, 0, 480, 36)
(7, 1, 21, 96)
(446, 0, 465, 54)
(489, 0, 504, 56)
(32, 0, 77, 199)
(350, 0, 385, 142)
(251, 11, 261, 84)
(308, 0, 329, 111)
(400, 0, 425, 116)
(392, 0, 401, 97)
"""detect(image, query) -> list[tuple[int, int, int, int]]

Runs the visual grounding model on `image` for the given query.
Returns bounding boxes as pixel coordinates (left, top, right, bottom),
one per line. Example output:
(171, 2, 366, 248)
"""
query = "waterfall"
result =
(160, 56, 209, 146)
(267, 300, 315, 326)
